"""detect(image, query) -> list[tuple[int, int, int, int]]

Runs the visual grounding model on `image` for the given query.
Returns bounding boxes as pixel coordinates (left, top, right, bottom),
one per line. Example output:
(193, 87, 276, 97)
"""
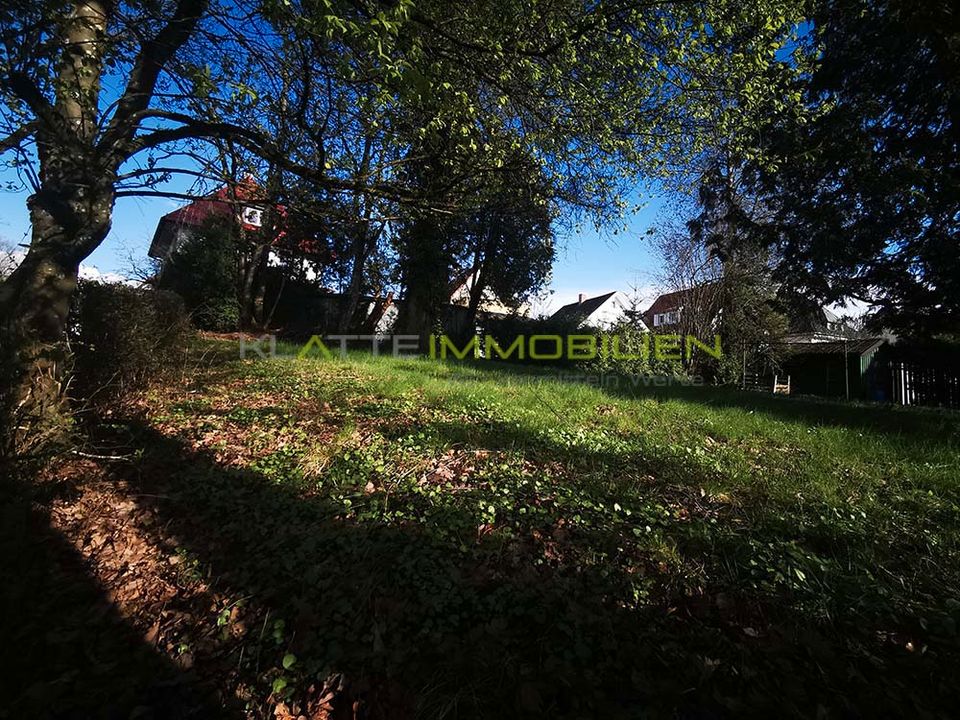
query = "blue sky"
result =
(0, 172, 669, 314)
(532, 195, 666, 315)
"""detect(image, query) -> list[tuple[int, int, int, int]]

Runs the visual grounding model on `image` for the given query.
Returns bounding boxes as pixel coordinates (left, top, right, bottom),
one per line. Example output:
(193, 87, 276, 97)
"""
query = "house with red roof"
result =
(641, 284, 722, 330)
(147, 177, 335, 282)
(147, 177, 272, 262)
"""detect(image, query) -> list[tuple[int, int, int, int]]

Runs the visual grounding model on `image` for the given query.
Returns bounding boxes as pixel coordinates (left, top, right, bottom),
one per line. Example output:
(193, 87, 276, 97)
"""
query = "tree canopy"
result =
(1, 0, 810, 449)
(739, 0, 960, 335)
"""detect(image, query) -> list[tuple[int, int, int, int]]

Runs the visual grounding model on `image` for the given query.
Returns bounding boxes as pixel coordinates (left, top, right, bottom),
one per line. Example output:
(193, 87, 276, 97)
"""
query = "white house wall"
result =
(586, 292, 646, 330)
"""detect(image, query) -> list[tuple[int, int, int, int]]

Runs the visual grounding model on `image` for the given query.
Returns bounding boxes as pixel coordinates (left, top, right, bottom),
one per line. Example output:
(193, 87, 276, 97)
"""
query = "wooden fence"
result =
(888, 360, 960, 409)
(742, 372, 791, 394)
(743, 358, 960, 410)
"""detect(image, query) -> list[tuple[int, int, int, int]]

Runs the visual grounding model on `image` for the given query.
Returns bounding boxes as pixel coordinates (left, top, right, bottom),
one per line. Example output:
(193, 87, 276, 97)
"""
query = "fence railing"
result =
(889, 360, 960, 409)
(742, 372, 791, 394)
(743, 359, 960, 410)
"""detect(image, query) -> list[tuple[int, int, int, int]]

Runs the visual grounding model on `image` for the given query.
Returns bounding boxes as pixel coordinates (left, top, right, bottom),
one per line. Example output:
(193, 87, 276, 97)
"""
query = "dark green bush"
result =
(583, 322, 687, 378)
(159, 222, 240, 331)
(479, 314, 687, 378)
(67, 280, 192, 406)
(479, 314, 584, 367)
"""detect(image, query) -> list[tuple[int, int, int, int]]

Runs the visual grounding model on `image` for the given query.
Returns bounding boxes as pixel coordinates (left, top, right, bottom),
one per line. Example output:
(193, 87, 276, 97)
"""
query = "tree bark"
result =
(395, 215, 449, 351)
(463, 267, 485, 338)
(250, 247, 270, 328)
(394, 291, 436, 352)
(1, 0, 207, 454)
(337, 222, 383, 334)
(336, 132, 376, 335)
(240, 242, 270, 328)
(462, 217, 499, 339)
(337, 236, 370, 334)
(1, 182, 114, 455)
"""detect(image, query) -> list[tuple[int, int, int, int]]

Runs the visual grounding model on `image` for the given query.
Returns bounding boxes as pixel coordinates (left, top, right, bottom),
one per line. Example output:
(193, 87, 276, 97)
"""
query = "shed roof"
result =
(782, 338, 885, 356)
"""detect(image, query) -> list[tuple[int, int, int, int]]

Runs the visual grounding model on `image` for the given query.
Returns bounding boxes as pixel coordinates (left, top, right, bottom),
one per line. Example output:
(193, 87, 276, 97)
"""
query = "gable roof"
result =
(164, 179, 265, 224)
(148, 179, 278, 259)
(644, 288, 687, 317)
(550, 291, 616, 325)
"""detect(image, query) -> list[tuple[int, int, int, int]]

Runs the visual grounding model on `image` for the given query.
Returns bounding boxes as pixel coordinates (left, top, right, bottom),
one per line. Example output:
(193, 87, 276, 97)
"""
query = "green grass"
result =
(131, 348, 960, 716)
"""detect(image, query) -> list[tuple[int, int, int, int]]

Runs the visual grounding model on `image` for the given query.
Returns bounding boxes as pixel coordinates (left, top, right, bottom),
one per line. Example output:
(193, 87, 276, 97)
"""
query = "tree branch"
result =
(130, 114, 439, 205)
(99, 0, 209, 155)
(2, 72, 55, 124)
(0, 121, 38, 154)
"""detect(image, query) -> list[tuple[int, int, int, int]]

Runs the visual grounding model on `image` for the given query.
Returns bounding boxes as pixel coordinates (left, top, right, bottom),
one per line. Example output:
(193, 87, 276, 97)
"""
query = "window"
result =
(241, 206, 263, 228)
(654, 310, 679, 327)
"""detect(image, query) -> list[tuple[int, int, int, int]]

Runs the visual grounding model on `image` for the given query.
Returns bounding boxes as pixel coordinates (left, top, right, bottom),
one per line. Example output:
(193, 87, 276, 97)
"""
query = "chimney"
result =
(578, 293, 585, 304)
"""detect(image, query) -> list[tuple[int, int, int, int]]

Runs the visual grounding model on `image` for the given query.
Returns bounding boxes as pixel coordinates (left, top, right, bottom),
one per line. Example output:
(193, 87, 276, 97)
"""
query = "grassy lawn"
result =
(9, 342, 960, 718)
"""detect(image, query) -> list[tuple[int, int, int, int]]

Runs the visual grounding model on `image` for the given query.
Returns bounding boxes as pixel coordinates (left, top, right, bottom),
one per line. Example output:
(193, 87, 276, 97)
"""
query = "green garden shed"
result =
(780, 338, 886, 401)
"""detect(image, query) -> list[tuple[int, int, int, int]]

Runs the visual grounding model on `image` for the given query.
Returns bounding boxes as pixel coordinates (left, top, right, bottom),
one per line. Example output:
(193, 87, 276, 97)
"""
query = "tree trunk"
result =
(337, 243, 368, 334)
(394, 291, 436, 352)
(1, 184, 113, 455)
(337, 225, 380, 334)
(395, 216, 449, 352)
(464, 269, 485, 339)
(240, 243, 270, 329)
(251, 255, 269, 328)
(1, 0, 207, 455)
(337, 132, 376, 335)
(462, 222, 498, 341)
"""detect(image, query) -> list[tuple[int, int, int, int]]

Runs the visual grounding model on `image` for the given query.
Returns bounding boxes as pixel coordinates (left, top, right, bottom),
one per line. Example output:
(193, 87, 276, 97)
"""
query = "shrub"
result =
(67, 280, 192, 406)
(579, 322, 687, 378)
(479, 314, 584, 367)
(159, 222, 240, 331)
(480, 315, 688, 379)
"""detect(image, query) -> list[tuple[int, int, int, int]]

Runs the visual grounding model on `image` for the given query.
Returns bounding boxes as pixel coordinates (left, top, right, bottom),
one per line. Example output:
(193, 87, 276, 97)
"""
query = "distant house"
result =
(148, 178, 271, 263)
(782, 307, 852, 344)
(148, 178, 334, 285)
(448, 270, 529, 317)
(643, 286, 858, 341)
(642, 284, 720, 331)
(549, 291, 635, 329)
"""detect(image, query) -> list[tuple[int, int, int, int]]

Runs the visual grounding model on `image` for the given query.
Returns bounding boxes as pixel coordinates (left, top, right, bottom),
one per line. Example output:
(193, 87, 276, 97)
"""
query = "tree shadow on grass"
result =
(87, 412, 959, 719)
(0, 468, 237, 719)
(388, 408, 960, 716)
(107, 424, 666, 717)
(608, 377, 959, 436)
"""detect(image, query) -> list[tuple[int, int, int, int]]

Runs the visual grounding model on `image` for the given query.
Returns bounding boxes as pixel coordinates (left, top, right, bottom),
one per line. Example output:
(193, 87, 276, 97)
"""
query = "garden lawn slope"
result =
(8, 343, 960, 718)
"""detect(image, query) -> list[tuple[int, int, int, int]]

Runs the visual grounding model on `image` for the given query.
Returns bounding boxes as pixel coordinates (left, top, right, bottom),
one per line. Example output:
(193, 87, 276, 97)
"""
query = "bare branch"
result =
(0, 121, 37, 154)
(2, 72, 54, 123)
(99, 0, 209, 155)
